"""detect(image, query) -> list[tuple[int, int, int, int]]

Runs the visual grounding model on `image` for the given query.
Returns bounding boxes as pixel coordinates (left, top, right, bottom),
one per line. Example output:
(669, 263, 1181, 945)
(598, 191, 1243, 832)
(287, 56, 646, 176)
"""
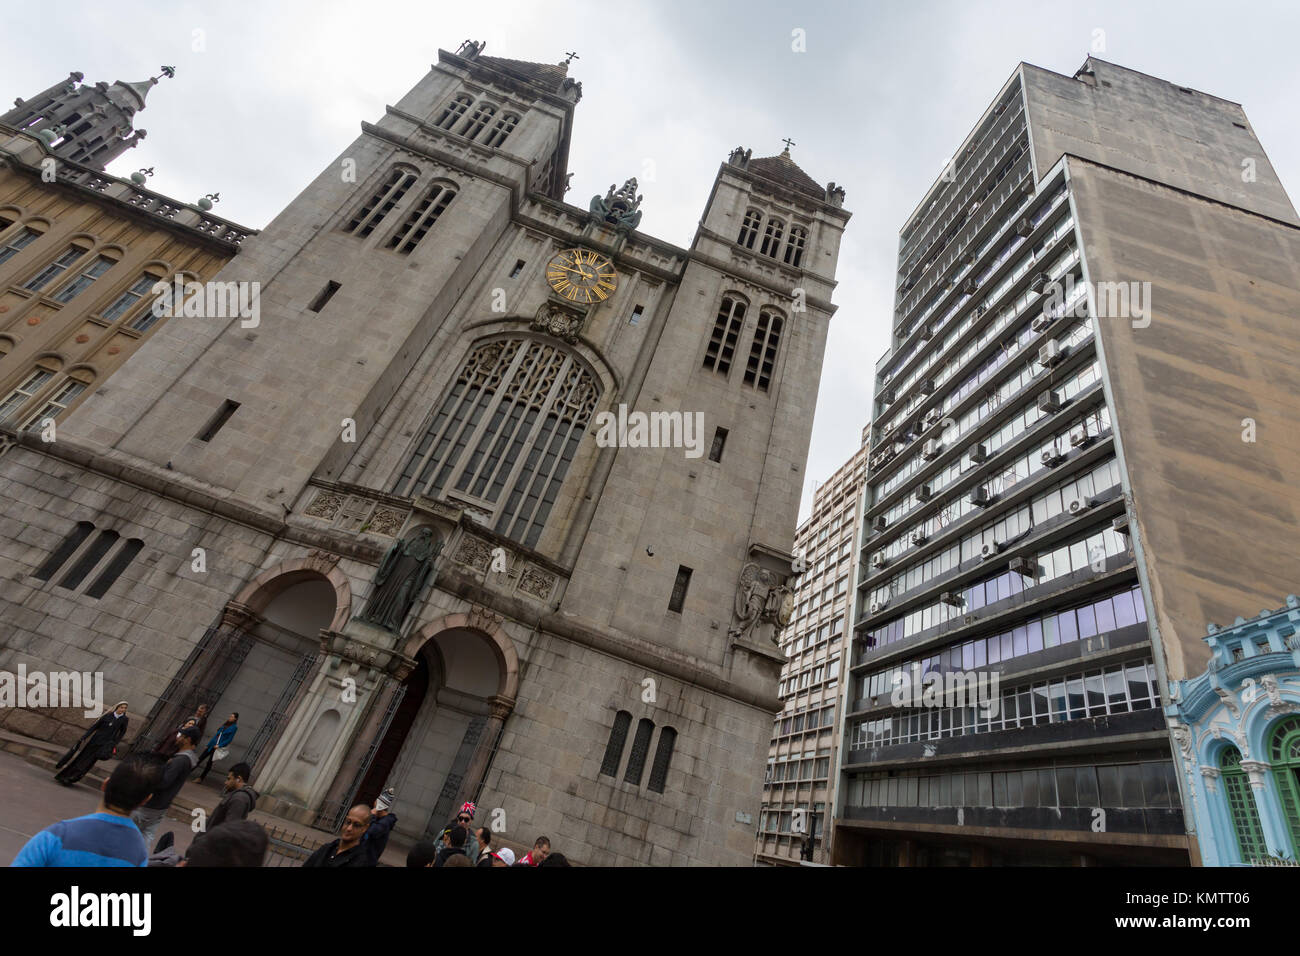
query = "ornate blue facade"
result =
(1165, 595, 1300, 865)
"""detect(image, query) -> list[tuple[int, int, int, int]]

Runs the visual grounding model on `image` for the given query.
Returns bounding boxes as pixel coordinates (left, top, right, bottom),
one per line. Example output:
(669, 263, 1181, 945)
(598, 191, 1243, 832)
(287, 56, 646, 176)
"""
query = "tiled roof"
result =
(749, 149, 825, 200)
(477, 55, 569, 91)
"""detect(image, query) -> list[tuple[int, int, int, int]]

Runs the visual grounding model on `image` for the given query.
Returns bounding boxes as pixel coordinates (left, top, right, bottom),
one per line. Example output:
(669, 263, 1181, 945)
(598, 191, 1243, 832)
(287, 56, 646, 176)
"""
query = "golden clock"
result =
(546, 248, 617, 304)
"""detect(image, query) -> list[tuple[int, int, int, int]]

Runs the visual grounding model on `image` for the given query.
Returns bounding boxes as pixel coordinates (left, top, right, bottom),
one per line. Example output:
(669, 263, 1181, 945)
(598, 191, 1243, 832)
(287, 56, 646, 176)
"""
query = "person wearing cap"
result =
(359, 787, 397, 866)
(434, 824, 470, 867)
(156, 703, 209, 758)
(490, 847, 516, 867)
(437, 801, 479, 864)
(53, 701, 130, 786)
(130, 724, 200, 850)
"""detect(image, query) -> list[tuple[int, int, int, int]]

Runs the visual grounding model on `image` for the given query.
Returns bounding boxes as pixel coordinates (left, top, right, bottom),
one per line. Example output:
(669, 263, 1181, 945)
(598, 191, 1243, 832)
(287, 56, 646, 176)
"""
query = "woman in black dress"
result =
(54, 701, 129, 785)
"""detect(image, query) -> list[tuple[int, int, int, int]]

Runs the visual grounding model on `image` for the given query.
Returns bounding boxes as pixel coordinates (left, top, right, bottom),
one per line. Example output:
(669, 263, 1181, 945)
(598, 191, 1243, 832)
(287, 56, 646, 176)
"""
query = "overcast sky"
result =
(4, 0, 1297, 522)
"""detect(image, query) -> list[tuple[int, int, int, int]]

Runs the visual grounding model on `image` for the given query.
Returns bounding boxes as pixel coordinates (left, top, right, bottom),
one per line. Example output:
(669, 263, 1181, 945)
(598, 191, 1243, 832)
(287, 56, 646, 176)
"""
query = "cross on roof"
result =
(781, 137, 796, 151)
(564, 51, 580, 64)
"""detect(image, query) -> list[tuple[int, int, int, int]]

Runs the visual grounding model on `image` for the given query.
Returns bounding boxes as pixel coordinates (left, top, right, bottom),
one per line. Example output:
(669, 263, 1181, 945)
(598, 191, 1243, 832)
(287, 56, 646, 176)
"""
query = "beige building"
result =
(0, 69, 251, 437)
(756, 424, 869, 864)
(0, 43, 850, 865)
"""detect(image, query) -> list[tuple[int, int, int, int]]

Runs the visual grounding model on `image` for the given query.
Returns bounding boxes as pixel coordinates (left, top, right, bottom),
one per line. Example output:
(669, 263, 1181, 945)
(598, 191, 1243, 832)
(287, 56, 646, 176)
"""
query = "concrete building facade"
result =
(834, 57, 1299, 866)
(0, 42, 850, 865)
(755, 425, 868, 864)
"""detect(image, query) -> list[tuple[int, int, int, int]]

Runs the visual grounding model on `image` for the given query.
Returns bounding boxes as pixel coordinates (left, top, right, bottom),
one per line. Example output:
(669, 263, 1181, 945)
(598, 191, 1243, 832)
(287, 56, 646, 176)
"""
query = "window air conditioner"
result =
(980, 541, 1002, 560)
(1069, 425, 1093, 448)
(1041, 447, 1066, 467)
(922, 440, 941, 460)
(1068, 497, 1095, 515)
(1016, 217, 1034, 237)
(1037, 390, 1062, 414)
(1039, 339, 1064, 367)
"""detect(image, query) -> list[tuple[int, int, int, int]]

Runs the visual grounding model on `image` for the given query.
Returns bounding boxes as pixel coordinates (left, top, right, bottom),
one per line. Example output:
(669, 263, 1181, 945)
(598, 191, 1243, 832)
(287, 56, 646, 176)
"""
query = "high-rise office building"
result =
(834, 57, 1300, 866)
(756, 425, 869, 864)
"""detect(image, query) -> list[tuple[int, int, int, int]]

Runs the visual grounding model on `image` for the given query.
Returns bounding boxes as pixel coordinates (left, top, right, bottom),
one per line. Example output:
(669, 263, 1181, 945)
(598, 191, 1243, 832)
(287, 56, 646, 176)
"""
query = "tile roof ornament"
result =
(589, 177, 643, 232)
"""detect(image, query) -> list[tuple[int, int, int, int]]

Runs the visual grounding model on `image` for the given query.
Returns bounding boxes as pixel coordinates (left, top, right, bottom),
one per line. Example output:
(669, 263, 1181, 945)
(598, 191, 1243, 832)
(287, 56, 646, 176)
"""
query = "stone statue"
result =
(728, 563, 794, 646)
(359, 526, 442, 632)
(589, 177, 643, 231)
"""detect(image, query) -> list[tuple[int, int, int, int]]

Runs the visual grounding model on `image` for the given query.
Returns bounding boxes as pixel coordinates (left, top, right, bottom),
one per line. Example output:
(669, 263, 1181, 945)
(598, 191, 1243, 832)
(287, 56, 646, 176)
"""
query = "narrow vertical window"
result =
(737, 208, 763, 249)
(744, 309, 784, 391)
(308, 280, 341, 313)
(1220, 747, 1267, 863)
(34, 521, 95, 581)
(434, 94, 473, 130)
(85, 538, 144, 599)
(482, 113, 520, 148)
(387, 183, 456, 254)
(58, 529, 119, 591)
(460, 102, 498, 140)
(599, 710, 633, 777)
(784, 226, 808, 267)
(647, 726, 677, 793)
(0, 226, 41, 266)
(0, 368, 54, 424)
(708, 426, 728, 462)
(669, 566, 692, 613)
(53, 254, 115, 303)
(24, 246, 84, 292)
(628, 305, 643, 326)
(346, 166, 419, 237)
(509, 260, 525, 279)
(703, 295, 747, 375)
(21, 378, 87, 431)
(101, 274, 160, 322)
(760, 219, 785, 258)
(197, 399, 240, 442)
(624, 718, 655, 786)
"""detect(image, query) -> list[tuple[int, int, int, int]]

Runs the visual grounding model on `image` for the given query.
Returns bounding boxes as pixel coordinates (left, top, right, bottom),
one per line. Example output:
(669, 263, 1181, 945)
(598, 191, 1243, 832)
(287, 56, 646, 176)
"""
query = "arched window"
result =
(737, 208, 763, 249)
(1269, 715, 1300, 856)
(460, 102, 498, 140)
(624, 718, 654, 786)
(345, 165, 419, 237)
(393, 338, 601, 550)
(0, 224, 41, 266)
(703, 294, 747, 376)
(23, 244, 88, 293)
(34, 521, 95, 581)
(0, 367, 55, 424)
(599, 710, 632, 777)
(85, 538, 143, 599)
(434, 93, 474, 130)
(101, 273, 164, 325)
(481, 113, 520, 148)
(647, 726, 677, 793)
(386, 182, 457, 254)
(744, 308, 784, 391)
(58, 528, 119, 591)
(19, 370, 91, 431)
(784, 226, 808, 267)
(760, 218, 785, 258)
(1220, 746, 1267, 863)
(53, 252, 117, 303)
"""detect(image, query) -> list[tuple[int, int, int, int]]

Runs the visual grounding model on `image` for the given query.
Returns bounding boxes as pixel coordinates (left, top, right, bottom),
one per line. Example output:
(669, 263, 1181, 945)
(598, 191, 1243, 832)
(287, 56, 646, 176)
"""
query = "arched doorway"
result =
(363, 625, 509, 840)
(1268, 715, 1300, 856)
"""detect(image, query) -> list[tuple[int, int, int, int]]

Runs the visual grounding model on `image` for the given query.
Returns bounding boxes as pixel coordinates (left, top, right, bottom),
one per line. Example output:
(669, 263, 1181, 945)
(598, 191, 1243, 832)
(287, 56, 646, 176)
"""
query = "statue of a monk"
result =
(359, 526, 441, 632)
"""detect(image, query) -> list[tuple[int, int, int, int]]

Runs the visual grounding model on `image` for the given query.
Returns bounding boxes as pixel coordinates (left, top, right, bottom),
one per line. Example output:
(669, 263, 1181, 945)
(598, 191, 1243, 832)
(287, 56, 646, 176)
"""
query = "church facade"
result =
(0, 41, 849, 865)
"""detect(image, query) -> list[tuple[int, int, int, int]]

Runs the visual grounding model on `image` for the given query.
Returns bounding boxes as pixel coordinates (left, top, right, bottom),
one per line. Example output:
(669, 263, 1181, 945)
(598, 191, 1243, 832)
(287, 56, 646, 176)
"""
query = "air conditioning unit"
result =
(968, 443, 987, 464)
(1029, 271, 1051, 294)
(879, 389, 895, 407)
(871, 551, 888, 569)
(922, 439, 941, 460)
(1041, 447, 1066, 467)
(1009, 555, 1037, 577)
(1039, 339, 1065, 367)
(1031, 314, 1051, 334)
(922, 408, 942, 429)
(872, 515, 888, 533)
(1069, 425, 1093, 448)
(962, 276, 979, 295)
(1038, 390, 1062, 414)
(1112, 513, 1131, 535)
(1068, 496, 1095, 515)
(940, 590, 965, 607)
(980, 541, 1002, 560)
(919, 378, 935, 396)
(1016, 217, 1034, 237)
(869, 599, 889, 615)
(920, 325, 934, 341)
(969, 486, 990, 507)
(915, 483, 932, 503)
(910, 529, 928, 546)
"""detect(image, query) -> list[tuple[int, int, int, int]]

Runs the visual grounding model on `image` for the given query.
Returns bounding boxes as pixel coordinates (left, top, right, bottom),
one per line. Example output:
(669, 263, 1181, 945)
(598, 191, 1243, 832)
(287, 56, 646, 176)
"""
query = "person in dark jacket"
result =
(209, 762, 257, 829)
(156, 704, 209, 758)
(302, 805, 372, 867)
(130, 725, 199, 849)
(193, 713, 238, 783)
(434, 824, 469, 867)
(54, 701, 129, 785)
(358, 788, 396, 866)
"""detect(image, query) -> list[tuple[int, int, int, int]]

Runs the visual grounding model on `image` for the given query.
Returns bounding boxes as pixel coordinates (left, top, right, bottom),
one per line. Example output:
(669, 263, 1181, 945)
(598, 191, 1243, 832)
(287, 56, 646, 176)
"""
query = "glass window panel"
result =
(1057, 767, 1077, 806)
(1039, 769, 1057, 807)
(1032, 683, 1049, 718)
(1050, 681, 1067, 721)
(1127, 663, 1151, 708)
(938, 774, 951, 806)
(1112, 590, 1137, 627)
(993, 772, 1007, 806)
(1022, 769, 1039, 807)
(1097, 765, 1122, 806)
(1007, 770, 1022, 806)
(1041, 614, 1058, 648)
(1085, 672, 1106, 715)
(951, 773, 965, 806)
(1094, 598, 1117, 632)
(1132, 587, 1147, 622)
(1026, 620, 1043, 653)
(1001, 632, 1014, 661)
(1106, 670, 1129, 713)
(1067, 677, 1086, 719)
(1141, 762, 1169, 808)
(1059, 609, 1079, 644)
(1077, 605, 1098, 639)
(978, 773, 993, 806)
(1075, 766, 1099, 806)
(1013, 626, 1028, 657)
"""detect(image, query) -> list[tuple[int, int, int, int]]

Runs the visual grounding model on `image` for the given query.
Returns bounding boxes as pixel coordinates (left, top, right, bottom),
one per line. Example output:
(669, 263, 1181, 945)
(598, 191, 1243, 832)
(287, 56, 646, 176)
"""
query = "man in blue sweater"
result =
(11, 757, 162, 867)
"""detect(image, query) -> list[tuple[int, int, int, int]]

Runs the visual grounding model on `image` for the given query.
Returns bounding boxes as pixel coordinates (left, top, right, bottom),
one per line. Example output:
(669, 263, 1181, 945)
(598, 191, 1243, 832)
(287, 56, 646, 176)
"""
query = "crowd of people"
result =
(11, 703, 571, 868)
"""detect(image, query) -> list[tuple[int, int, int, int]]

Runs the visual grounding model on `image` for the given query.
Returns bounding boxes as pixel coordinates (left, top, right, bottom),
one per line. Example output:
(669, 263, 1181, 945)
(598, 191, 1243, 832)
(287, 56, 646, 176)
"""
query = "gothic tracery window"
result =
(784, 226, 808, 267)
(703, 294, 747, 376)
(737, 208, 763, 249)
(345, 165, 419, 237)
(385, 181, 457, 254)
(760, 218, 785, 258)
(393, 338, 600, 550)
(481, 113, 520, 148)
(743, 308, 784, 391)
(460, 102, 498, 141)
(434, 94, 473, 130)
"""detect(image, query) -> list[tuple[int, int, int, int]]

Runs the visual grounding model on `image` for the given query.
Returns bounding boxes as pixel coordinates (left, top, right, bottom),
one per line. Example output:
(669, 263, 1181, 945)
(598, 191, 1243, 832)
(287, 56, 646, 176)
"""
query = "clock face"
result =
(546, 248, 617, 304)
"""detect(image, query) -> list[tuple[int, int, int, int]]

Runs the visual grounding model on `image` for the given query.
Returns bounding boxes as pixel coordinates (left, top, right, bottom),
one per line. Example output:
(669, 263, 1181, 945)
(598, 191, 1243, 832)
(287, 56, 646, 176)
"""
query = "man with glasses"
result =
(437, 802, 479, 864)
(302, 805, 373, 868)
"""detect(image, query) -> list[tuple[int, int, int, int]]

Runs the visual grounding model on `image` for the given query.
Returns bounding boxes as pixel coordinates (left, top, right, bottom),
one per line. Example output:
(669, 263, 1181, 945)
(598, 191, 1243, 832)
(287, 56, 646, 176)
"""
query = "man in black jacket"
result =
(302, 805, 373, 868)
(209, 762, 257, 829)
(130, 725, 199, 849)
(434, 824, 469, 867)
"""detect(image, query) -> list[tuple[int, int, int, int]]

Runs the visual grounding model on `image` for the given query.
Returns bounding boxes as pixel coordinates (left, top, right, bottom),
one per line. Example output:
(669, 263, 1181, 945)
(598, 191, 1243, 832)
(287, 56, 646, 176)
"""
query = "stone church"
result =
(0, 41, 849, 865)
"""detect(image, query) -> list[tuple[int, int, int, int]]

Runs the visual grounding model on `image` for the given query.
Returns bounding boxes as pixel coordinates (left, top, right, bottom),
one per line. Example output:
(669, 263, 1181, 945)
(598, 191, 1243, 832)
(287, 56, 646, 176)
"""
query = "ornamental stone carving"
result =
(728, 562, 794, 646)
(532, 302, 585, 344)
(305, 490, 344, 520)
(589, 177, 642, 231)
(1199, 766, 1220, 794)
(467, 603, 504, 635)
(454, 535, 493, 572)
(518, 565, 555, 601)
(367, 506, 407, 537)
(305, 549, 341, 573)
